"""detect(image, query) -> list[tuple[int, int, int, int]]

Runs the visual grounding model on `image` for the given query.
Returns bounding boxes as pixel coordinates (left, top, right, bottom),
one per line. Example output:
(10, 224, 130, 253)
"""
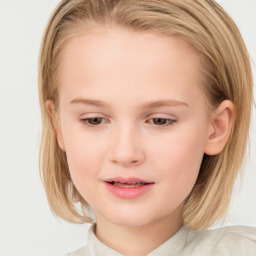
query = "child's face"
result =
(54, 27, 212, 227)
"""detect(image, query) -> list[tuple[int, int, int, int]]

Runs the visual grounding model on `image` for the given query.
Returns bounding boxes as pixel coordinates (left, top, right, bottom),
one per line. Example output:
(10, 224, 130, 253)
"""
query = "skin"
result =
(46, 27, 236, 256)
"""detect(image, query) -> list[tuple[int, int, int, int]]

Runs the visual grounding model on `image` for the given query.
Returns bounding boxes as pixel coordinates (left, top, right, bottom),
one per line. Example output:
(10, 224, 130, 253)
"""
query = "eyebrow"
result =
(70, 97, 189, 109)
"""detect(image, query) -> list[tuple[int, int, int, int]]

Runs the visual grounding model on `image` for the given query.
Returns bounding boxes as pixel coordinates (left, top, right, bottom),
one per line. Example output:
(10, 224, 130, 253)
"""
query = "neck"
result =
(94, 210, 183, 256)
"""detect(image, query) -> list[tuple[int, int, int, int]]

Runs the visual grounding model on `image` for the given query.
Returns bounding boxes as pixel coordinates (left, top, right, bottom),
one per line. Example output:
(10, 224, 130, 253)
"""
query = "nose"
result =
(109, 124, 145, 167)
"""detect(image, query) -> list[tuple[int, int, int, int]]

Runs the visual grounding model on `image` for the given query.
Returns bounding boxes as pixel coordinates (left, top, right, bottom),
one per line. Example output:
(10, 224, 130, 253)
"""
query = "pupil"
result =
(90, 118, 101, 125)
(154, 118, 166, 125)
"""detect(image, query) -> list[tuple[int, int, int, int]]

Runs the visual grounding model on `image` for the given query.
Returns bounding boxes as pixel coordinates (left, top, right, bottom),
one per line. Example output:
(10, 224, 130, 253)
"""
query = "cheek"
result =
(61, 124, 105, 188)
(171, 133, 204, 173)
(150, 125, 207, 196)
(64, 135, 107, 206)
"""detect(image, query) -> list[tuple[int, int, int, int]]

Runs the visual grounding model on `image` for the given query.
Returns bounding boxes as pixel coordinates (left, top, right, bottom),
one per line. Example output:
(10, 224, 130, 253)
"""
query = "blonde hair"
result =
(38, 0, 253, 230)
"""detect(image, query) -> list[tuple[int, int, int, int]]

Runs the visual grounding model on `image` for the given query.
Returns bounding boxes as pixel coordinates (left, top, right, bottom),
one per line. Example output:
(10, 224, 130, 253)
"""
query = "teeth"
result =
(112, 182, 146, 187)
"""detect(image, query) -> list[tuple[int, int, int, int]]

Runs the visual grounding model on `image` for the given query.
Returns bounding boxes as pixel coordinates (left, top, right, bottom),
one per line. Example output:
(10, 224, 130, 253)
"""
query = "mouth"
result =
(104, 178, 154, 199)
(104, 177, 154, 187)
(106, 181, 153, 188)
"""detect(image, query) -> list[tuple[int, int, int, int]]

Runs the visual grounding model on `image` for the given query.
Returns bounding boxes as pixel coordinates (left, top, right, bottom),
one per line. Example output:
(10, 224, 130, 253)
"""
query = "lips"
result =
(104, 177, 154, 199)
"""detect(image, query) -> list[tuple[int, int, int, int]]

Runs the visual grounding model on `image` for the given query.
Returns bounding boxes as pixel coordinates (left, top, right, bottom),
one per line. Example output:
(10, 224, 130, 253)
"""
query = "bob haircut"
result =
(38, 0, 253, 230)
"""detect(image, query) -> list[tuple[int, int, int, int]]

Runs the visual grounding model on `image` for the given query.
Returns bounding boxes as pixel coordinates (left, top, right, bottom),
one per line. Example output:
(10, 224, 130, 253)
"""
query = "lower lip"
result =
(104, 182, 154, 199)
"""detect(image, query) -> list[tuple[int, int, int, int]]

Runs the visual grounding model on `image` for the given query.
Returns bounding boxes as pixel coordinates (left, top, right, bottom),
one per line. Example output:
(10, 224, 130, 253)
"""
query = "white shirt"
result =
(64, 223, 256, 256)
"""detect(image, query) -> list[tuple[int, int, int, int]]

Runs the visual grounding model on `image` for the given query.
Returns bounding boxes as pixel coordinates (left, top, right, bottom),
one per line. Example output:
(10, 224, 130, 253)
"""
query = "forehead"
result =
(58, 27, 205, 108)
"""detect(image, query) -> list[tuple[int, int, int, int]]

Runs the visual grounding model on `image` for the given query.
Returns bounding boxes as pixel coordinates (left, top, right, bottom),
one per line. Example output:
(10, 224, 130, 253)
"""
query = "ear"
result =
(45, 100, 66, 151)
(204, 100, 236, 155)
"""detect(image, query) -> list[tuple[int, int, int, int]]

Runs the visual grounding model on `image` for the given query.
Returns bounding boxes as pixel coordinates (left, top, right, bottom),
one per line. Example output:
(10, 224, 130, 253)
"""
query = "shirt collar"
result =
(87, 223, 192, 256)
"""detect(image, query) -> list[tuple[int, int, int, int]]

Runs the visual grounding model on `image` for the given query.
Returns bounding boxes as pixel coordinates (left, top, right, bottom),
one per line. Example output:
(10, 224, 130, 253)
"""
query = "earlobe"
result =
(204, 100, 236, 155)
(45, 100, 66, 151)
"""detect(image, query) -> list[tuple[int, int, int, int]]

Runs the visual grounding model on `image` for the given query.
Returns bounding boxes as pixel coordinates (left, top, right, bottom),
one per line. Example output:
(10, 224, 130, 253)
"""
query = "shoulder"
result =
(63, 245, 89, 256)
(197, 225, 256, 241)
(185, 225, 256, 256)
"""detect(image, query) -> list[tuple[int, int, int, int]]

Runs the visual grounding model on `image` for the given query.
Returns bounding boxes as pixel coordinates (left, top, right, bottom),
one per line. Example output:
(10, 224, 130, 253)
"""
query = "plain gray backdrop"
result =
(0, 0, 255, 255)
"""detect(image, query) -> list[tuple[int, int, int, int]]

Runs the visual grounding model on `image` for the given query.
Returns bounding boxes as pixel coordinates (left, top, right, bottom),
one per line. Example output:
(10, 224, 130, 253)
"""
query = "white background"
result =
(0, 0, 255, 255)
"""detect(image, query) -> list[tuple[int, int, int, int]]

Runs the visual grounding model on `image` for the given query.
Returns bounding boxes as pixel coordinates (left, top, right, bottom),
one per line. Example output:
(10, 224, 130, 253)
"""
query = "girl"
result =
(38, 0, 256, 255)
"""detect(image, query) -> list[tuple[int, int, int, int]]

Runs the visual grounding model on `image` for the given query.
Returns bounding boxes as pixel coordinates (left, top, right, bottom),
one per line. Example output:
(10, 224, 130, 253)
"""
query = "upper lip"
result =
(104, 177, 154, 184)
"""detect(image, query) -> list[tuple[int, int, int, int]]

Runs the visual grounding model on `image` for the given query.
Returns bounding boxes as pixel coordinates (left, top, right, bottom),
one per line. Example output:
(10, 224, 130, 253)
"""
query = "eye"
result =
(79, 117, 176, 129)
(80, 117, 107, 127)
(149, 118, 176, 128)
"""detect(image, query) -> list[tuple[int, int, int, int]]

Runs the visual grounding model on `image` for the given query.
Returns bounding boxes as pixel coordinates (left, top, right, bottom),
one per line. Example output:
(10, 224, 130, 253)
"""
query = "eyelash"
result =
(79, 117, 177, 129)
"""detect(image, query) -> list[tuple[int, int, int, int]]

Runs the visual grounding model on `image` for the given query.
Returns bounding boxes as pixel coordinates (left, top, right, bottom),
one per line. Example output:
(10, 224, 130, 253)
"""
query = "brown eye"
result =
(149, 118, 176, 128)
(87, 117, 104, 125)
(80, 117, 107, 127)
(152, 118, 168, 125)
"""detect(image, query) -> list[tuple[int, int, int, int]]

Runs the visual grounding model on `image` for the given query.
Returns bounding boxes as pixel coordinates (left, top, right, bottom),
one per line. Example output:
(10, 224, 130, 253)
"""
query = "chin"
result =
(113, 218, 152, 227)
(106, 209, 158, 227)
